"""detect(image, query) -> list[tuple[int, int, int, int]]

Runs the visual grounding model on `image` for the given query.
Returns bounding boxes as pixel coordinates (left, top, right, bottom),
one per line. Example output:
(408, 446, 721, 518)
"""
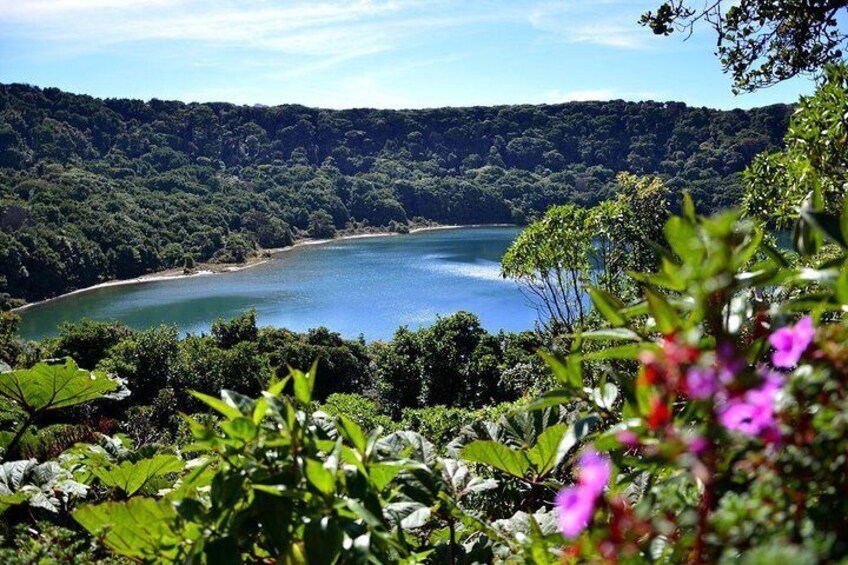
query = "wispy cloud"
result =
(1, 1, 487, 57)
(0, 0, 808, 110)
(529, 0, 657, 49)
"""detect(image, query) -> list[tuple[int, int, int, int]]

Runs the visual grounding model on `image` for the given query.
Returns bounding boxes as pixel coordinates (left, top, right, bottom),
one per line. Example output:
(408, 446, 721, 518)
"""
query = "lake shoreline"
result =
(12, 223, 516, 313)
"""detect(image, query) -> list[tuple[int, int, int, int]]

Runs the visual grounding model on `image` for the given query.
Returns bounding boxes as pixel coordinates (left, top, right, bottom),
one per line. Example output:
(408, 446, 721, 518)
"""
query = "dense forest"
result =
(0, 83, 792, 306)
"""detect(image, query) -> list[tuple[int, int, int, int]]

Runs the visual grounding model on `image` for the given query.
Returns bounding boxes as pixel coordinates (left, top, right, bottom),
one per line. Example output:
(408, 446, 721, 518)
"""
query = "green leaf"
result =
(538, 350, 583, 389)
(526, 424, 568, 476)
(385, 501, 431, 529)
(304, 458, 335, 497)
(587, 286, 626, 326)
(527, 514, 554, 565)
(92, 454, 184, 496)
(584, 344, 640, 361)
(460, 440, 530, 479)
(525, 389, 576, 411)
(592, 382, 619, 410)
(0, 492, 27, 514)
(801, 209, 848, 249)
(221, 417, 257, 442)
(73, 497, 179, 560)
(664, 216, 702, 263)
(577, 328, 641, 341)
(793, 203, 822, 257)
(439, 458, 498, 500)
(368, 461, 410, 491)
(292, 361, 318, 406)
(681, 191, 696, 221)
(337, 415, 367, 453)
(0, 359, 118, 414)
(837, 268, 848, 305)
(645, 287, 680, 334)
(189, 391, 243, 420)
(557, 415, 601, 462)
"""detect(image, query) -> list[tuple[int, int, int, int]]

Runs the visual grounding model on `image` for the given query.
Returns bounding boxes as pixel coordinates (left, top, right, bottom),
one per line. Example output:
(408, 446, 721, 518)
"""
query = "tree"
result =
(642, 0, 848, 92)
(211, 309, 258, 349)
(417, 312, 503, 408)
(213, 233, 254, 263)
(371, 328, 425, 418)
(307, 210, 336, 239)
(501, 204, 593, 333)
(49, 320, 133, 370)
(743, 64, 848, 227)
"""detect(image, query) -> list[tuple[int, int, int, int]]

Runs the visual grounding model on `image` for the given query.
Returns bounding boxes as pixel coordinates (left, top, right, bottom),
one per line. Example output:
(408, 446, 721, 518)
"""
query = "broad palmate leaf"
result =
(0, 358, 119, 414)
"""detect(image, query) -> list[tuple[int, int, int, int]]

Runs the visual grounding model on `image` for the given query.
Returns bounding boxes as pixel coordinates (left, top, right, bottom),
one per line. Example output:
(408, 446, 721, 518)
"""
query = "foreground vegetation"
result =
(1, 187, 847, 562)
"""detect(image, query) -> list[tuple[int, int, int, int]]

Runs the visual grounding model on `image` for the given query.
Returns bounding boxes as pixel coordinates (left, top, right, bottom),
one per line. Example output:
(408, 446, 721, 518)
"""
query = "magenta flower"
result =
(715, 343, 745, 384)
(576, 449, 611, 493)
(685, 366, 718, 399)
(555, 449, 611, 538)
(769, 316, 815, 368)
(616, 430, 640, 449)
(688, 435, 709, 455)
(555, 487, 596, 538)
(717, 369, 783, 442)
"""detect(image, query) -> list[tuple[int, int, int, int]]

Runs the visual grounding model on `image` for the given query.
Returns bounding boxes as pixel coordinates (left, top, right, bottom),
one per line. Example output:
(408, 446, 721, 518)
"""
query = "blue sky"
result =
(0, 0, 816, 110)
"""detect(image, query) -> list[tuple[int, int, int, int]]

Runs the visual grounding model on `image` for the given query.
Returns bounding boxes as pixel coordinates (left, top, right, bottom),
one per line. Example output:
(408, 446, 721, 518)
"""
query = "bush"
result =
(49, 319, 133, 370)
(400, 405, 473, 450)
(319, 393, 395, 432)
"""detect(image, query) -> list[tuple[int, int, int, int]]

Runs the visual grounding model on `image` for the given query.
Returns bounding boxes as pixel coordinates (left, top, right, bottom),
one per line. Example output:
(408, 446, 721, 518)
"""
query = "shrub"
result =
(319, 393, 395, 432)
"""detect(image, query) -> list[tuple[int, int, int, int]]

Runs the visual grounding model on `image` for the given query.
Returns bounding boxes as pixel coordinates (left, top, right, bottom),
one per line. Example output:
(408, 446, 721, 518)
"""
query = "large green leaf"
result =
(73, 497, 180, 560)
(377, 431, 437, 467)
(0, 359, 119, 414)
(461, 440, 529, 478)
(92, 454, 184, 496)
(526, 424, 568, 476)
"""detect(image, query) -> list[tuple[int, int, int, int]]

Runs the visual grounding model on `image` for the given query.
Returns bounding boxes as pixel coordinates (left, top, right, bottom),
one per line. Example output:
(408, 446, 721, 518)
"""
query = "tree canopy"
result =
(642, 0, 848, 92)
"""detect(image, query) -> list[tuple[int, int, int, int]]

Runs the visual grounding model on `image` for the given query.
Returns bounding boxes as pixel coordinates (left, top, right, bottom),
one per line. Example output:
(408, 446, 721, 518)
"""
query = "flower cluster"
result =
(635, 317, 816, 445)
(556, 449, 611, 538)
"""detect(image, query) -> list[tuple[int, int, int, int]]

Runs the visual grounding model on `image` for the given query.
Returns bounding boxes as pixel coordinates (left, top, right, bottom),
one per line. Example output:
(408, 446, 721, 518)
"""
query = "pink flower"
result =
(684, 343, 745, 400)
(769, 316, 815, 368)
(715, 343, 745, 384)
(556, 487, 596, 538)
(717, 369, 783, 442)
(688, 435, 709, 455)
(555, 449, 612, 538)
(685, 366, 718, 399)
(576, 449, 611, 494)
(616, 430, 640, 449)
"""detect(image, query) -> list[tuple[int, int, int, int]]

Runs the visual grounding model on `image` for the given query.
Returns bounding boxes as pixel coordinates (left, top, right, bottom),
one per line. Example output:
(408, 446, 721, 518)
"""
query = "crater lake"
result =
(18, 226, 537, 341)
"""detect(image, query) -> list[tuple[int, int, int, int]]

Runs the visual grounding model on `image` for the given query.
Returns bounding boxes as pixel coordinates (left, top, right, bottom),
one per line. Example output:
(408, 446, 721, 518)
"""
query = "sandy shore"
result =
(12, 223, 515, 312)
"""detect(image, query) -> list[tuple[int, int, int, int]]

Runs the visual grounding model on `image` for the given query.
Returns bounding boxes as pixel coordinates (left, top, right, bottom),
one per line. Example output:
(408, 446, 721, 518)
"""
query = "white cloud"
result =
(1, 1, 470, 55)
(529, 0, 657, 49)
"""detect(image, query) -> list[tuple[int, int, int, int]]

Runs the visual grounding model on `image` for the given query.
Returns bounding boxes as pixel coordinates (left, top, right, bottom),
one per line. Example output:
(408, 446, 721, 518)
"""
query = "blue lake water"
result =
(18, 227, 538, 341)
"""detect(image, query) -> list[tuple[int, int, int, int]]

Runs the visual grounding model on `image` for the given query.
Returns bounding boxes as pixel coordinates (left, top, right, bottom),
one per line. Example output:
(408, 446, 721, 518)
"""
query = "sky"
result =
(0, 0, 817, 110)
